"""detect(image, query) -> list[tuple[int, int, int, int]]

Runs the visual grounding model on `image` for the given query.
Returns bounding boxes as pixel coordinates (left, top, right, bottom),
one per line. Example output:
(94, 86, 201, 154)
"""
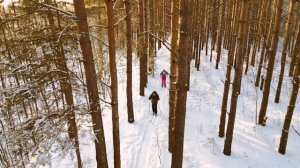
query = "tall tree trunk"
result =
(168, 0, 180, 153)
(144, 0, 149, 86)
(46, 1, 82, 166)
(193, 0, 200, 68)
(73, 0, 108, 167)
(171, 0, 189, 167)
(223, 0, 249, 156)
(205, 0, 209, 56)
(104, 0, 121, 167)
(255, 0, 272, 87)
(210, 0, 219, 62)
(258, 0, 283, 126)
(289, 23, 300, 77)
(219, 0, 240, 138)
(275, 0, 295, 103)
(149, 0, 155, 75)
(215, 0, 226, 69)
(243, 0, 254, 74)
(138, 0, 146, 96)
(278, 23, 300, 154)
(250, 0, 265, 67)
(125, 0, 134, 123)
(223, 0, 233, 50)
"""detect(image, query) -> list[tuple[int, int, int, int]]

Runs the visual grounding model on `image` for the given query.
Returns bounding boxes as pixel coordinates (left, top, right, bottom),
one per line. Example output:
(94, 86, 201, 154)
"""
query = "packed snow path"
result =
(55, 45, 300, 168)
(115, 45, 300, 167)
(120, 47, 172, 168)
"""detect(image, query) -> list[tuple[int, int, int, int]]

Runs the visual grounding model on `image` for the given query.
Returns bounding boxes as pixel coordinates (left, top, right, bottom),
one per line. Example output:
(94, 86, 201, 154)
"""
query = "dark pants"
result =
(152, 104, 158, 115)
(162, 78, 166, 88)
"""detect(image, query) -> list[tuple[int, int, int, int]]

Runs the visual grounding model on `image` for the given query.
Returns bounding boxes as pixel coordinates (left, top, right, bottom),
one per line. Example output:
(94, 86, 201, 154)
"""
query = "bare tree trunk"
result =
(243, 0, 254, 74)
(149, 0, 155, 75)
(104, 0, 121, 167)
(219, 0, 240, 138)
(171, 0, 189, 167)
(250, 0, 265, 67)
(125, 0, 134, 123)
(278, 23, 300, 154)
(193, 0, 200, 68)
(144, 0, 149, 85)
(210, 0, 219, 62)
(138, 0, 146, 96)
(275, 0, 295, 103)
(215, 0, 226, 69)
(289, 23, 300, 77)
(223, 0, 249, 156)
(46, 1, 82, 166)
(255, 0, 272, 87)
(168, 0, 180, 153)
(258, 0, 283, 126)
(73, 0, 108, 167)
(205, 0, 209, 56)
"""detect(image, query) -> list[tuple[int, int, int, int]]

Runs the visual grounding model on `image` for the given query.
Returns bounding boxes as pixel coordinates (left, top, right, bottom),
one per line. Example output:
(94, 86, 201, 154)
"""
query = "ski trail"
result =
(133, 51, 170, 168)
(134, 87, 169, 167)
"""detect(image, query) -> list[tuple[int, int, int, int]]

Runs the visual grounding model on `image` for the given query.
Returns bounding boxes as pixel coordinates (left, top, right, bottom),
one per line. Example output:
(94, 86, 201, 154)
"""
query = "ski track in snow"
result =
(128, 48, 171, 168)
(135, 52, 169, 168)
(52, 43, 300, 168)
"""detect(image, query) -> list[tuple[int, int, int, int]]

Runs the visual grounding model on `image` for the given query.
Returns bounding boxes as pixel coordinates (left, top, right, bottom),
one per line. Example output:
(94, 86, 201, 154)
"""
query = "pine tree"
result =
(73, 0, 108, 167)
(215, 0, 226, 69)
(138, 0, 146, 96)
(258, 0, 284, 126)
(289, 16, 300, 77)
(169, 0, 180, 153)
(275, 0, 295, 103)
(104, 0, 121, 167)
(46, 0, 82, 166)
(171, 0, 189, 166)
(278, 22, 300, 154)
(219, 0, 240, 138)
(125, 0, 134, 123)
(223, 0, 249, 156)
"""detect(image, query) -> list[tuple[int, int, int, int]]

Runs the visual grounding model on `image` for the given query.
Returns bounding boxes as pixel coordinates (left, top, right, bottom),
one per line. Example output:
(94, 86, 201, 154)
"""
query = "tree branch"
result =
(147, 32, 177, 58)
(89, 33, 109, 47)
(36, 2, 76, 19)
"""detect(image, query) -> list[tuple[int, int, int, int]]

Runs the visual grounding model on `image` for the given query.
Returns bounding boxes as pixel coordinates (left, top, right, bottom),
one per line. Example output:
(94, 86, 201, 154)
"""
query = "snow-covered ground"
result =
(50, 44, 300, 168)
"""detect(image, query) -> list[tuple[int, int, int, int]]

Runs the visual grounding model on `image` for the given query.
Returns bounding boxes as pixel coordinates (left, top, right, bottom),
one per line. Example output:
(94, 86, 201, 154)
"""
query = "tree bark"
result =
(168, 0, 180, 153)
(138, 0, 146, 96)
(149, 0, 155, 75)
(255, 0, 272, 87)
(73, 0, 108, 167)
(215, 0, 226, 69)
(46, 1, 82, 166)
(258, 0, 283, 126)
(289, 23, 300, 77)
(278, 23, 300, 154)
(250, 0, 265, 67)
(223, 0, 249, 156)
(219, 0, 240, 138)
(171, 0, 189, 167)
(125, 0, 134, 123)
(104, 0, 121, 167)
(275, 0, 295, 103)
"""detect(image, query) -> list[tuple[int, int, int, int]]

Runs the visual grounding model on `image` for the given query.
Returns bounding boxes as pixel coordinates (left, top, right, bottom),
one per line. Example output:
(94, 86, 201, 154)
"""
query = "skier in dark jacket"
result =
(149, 91, 160, 116)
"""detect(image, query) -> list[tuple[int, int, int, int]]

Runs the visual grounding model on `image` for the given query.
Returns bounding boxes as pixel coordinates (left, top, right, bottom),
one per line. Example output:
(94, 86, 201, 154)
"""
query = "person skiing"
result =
(160, 69, 169, 88)
(149, 91, 160, 116)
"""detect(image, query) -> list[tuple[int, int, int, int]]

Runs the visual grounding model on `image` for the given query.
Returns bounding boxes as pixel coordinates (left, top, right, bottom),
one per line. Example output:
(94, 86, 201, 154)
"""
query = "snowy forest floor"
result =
(50, 44, 300, 168)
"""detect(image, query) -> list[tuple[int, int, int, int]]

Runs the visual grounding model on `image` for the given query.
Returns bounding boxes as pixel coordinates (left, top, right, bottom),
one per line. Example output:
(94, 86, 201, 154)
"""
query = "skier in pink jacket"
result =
(160, 69, 169, 88)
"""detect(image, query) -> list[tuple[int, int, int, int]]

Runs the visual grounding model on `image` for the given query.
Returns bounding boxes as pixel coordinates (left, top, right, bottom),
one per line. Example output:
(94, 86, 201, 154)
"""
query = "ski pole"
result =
(149, 100, 151, 114)
(158, 103, 162, 113)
